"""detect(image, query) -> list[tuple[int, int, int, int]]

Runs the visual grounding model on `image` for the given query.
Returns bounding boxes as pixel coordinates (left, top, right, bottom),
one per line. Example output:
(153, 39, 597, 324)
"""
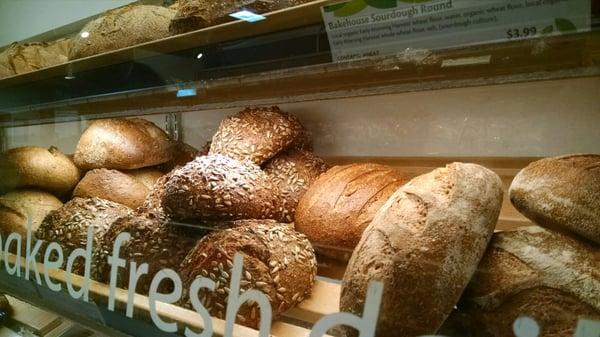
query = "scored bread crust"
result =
(0, 146, 81, 196)
(294, 163, 407, 260)
(264, 149, 328, 222)
(161, 155, 285, 221)
(460, 226, 600, 337)
(74, 118, 173, 170)
(73, 169, 150, 209)
(209, 107, 304, 166)
(179, 222, 317, 329)
(340, 163, 503, 337)
(509, 154, 600, 244)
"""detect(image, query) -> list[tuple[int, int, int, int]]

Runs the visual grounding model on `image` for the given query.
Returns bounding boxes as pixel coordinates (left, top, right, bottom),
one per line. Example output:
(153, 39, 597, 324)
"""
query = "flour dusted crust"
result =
(510, 154, 600, 244)
(340, 163, 503, 337)
(461, 226, 600, 337)
(179, 222, 316, 328)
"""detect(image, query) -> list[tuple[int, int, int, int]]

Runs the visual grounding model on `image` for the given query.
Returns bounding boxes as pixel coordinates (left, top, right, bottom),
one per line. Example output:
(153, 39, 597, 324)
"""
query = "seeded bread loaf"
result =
(91, 214, 201, 294)
(340, 163, 504, 337)
(36, 197, 133, 274)
(459, 226, 600, 337)
(179, 222, 317, 328)
(209, 107, 304, 166)
(161, 155, 285, 221)
(70, 5, 175, 59)
(264, 149, 327, 222)
(0, 146, 81, 196)
(509, 154, 600, 244)
(139, 170, 174, 221)
(295, 163, 408, 260)
(74, 118, 173, 170)
(73, 169, 150, 209)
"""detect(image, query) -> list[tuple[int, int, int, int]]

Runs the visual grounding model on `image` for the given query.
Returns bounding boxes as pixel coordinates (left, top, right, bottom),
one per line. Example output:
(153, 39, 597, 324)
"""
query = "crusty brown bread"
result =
(510, 154, 600, 244)
(0, 190, 63, 253)
(264, 149, 328, 222)
(209, 106, 304, 166)
(74, 118, 173, 170)
(340, 163, 504, 337)
(0, 146, 81, 196)
(91, 214, 201, 294)
(139, 170, 174, 221)
(0, 46, 15, 79)
(36, 197, 132, 274)
(295, 163, 407, 260)
(179, 222, 317, 328)
(70, 5, 175, 59)
(126, 168, 164, 190)
(160, 141, 202, 172)
(0, 39, 70, 78)
(459, 226, 600, 337)
(73, 169, 150, 209)
(161, 155, 285, 221)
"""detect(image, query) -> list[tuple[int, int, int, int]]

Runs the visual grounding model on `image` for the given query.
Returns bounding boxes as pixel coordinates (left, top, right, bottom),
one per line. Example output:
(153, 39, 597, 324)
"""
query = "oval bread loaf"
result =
(340, 162, 503, 337)
(73, 169, 150, 209)
(460, 226, 600, 337)
(509, 154, 600, 244)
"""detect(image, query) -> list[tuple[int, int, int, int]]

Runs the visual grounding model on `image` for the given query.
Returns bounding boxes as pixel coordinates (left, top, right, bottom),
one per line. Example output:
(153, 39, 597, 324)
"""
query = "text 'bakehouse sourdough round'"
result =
(74, 118, 172, 170)
(509, 154, 600, 244)
(209, 106, 304, 166)
(459, 226, 600, 337)
(161, 155, 285, 221)
(0, 146, 80, 196)
(179, 221, 317, 329)
(36, 197, 133, 274)
(295, 163, 408, 260)
(341, 163, 503, 337)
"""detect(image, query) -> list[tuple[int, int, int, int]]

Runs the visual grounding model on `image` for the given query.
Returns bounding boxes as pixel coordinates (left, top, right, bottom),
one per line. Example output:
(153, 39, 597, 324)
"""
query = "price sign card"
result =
(321, 0, 591, 62)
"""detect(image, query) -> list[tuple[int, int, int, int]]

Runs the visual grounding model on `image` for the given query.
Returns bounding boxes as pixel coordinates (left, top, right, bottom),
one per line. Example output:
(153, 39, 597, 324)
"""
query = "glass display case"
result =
(0, 1, 598, 337)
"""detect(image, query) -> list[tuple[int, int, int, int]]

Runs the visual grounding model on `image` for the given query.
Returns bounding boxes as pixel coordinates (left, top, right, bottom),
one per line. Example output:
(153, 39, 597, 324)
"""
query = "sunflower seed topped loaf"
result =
(161, 154, 285, 222)
(295, 163, 408, 260)
(179, 222, 317, 329)
(459, 226, 600, 337)
(509, 154, 600, 244)
(264, 149, 328, 222)
(91, 214, 202, 294)
(74, 118, 173, 171)
(70, 5, 175, 60)
(73, 169, 150, 209)
(36, 197, 133, 274)
(341, 163, 503, 337)
(209, 106, 304, 166)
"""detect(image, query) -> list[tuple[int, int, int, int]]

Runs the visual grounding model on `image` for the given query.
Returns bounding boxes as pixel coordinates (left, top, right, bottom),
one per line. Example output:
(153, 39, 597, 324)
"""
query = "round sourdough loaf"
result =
(36, 197, 132, 274)
(209, 106, 304, 166)
(340, 163, 504, 337)
(295, 163, 407, 260)
(179, 222, 317, 329)
(264, 149, 328, 222)
(0, 190, 63, 253)
(73, 169, 150, 209)
(161, 155, 285, 221)
(91, 214, 201, 294)
(70, 5, 174, 59)
(509, 154, 600, 244)
(74, 118, 172, 170)
(126, 168, 164, 190)
(0, 146, 80, 196)
(459, 226, 600, 337)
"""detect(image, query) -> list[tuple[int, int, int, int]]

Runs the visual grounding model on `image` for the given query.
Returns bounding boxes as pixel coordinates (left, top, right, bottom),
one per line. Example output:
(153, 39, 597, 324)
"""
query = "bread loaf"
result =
(70, 5, 175, 59)
(126, 168, 164, 190)
(36, 197, 132, 274)
(295, 163, 407, 260)
(0, 190, 62, 253)
(264, 149, 327, 222)
(0, 146, 80, 196)
(160, 141, 202, 172)
(459, 226, 600, 337)
(91, 215, 201, 294)
(179, 222, 317, 328)
(74, 118, 173, 170)
(209, 106, 304, 166)
(161, 155, 284, 221)
(73, 169, 150, 209)
(510, 154, 600, 244)
(0, 39, 70, 78)
(340, 163, 503, 337)
(0, 46, 15, 79)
